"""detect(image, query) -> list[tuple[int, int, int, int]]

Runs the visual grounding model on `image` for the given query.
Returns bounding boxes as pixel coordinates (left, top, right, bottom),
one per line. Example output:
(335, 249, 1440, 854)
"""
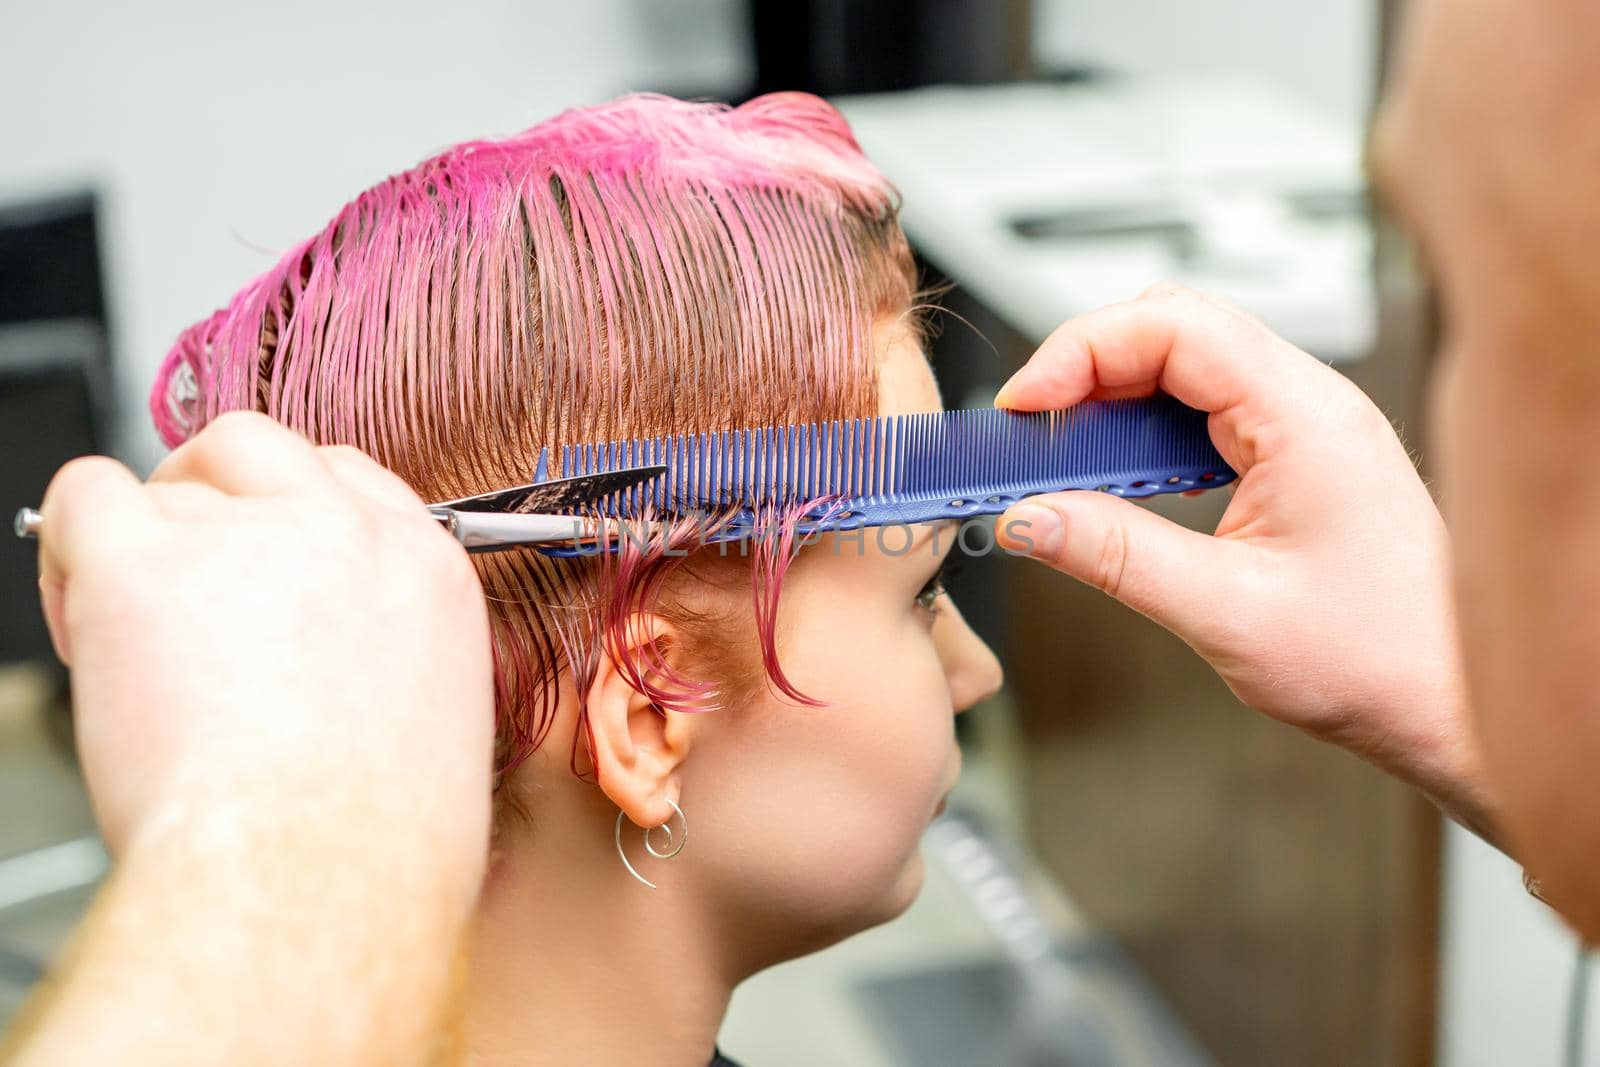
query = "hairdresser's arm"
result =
(2, 413, 494, 1067)
(994, 287, 1501, 848)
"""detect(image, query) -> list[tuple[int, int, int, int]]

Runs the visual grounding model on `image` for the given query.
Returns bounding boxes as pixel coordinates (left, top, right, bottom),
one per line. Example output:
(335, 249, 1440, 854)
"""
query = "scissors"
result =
(13, 464, 668, 555)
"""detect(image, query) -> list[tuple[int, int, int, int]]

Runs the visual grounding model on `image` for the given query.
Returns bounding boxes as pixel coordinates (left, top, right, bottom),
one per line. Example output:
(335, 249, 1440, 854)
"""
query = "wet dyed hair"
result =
(150, 92, 918, 774)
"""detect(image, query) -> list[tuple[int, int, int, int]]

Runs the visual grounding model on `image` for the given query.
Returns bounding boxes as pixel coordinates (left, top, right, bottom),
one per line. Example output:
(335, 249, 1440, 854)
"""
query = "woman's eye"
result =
(915, 551, 964, 614)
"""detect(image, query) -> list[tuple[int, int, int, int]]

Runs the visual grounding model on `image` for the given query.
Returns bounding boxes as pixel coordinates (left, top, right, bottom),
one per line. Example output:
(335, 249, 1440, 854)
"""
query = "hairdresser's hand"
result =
(995, 287, 1497, 842)
(20, 411, 493, 1066)
(35, 411, 495, 870)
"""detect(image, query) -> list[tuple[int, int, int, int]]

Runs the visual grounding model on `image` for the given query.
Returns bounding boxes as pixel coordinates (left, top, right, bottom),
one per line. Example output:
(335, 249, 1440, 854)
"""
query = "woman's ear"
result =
(585, 614, 694, 831)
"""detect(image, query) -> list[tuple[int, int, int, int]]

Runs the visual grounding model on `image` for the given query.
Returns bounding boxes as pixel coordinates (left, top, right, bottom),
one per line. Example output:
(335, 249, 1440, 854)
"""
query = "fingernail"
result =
(1002, 504, 1062, 559)
(993, 369, 1029, 409)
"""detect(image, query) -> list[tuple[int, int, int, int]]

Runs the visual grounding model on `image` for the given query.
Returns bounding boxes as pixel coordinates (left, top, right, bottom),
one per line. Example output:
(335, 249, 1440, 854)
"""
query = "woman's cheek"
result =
(699, 616, 955, 942)
(865, 635, 958, 811)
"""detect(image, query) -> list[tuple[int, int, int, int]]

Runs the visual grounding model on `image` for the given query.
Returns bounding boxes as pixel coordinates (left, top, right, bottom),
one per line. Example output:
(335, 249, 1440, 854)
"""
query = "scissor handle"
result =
(430, 508, 587, 553)
(14, 507, 42, 540)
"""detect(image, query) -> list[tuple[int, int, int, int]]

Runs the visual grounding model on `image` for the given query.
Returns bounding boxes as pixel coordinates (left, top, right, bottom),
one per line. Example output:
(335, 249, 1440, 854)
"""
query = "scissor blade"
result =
(431, 463, 667, 515)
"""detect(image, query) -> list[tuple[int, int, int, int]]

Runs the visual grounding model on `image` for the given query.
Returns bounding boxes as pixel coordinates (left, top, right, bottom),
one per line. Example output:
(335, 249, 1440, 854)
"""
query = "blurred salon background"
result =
(0, 2, 1578, 1064)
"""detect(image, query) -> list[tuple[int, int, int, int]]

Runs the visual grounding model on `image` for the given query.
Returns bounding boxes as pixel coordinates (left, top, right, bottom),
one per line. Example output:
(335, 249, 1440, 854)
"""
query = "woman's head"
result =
(152, 93, 1000, 966)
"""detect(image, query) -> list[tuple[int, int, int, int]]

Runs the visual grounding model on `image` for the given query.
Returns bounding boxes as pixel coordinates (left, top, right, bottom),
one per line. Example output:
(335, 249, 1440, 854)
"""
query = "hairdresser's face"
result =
(1374, 0, 1600, 930)
(680, 321, 1003, 966)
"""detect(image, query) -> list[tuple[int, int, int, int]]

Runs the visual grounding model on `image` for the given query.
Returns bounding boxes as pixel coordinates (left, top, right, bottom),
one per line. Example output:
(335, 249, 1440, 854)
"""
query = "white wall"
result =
(0, 0, 749, 469)
(1033, 0, 1377, 124)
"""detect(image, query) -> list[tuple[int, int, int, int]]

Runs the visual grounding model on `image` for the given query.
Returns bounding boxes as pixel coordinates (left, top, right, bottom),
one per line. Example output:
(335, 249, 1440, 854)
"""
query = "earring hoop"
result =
(615, 798, 688, 890)
(645, 798, 687, 859)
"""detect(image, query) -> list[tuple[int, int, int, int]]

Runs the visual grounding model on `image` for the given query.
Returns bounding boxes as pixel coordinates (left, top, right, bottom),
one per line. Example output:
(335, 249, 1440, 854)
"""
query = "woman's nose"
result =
(933, 597, 1003, 714)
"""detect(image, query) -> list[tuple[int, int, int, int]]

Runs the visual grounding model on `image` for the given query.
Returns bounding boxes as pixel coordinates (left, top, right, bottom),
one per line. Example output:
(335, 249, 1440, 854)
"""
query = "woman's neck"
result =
(461, 808, 736, 1067)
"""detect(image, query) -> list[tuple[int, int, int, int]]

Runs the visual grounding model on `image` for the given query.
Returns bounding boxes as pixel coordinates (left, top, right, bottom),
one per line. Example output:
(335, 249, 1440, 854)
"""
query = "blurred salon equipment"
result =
(0, 192, 117, 1019)
(746, 0, 1030, 98)
(0, 193, 118, 668)
(863, 805, 1215, 1067)
(838, 75, 1374, 361)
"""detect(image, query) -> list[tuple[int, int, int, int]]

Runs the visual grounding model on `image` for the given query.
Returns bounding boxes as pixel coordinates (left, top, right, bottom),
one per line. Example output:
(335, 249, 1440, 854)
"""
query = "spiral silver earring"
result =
(615, 798, 687, 890)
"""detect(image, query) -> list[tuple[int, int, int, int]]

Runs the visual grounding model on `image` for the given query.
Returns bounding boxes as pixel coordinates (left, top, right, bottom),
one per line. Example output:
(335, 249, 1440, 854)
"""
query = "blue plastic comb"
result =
(529, 393, 1233, 554)
(13, 395, 1231, 557)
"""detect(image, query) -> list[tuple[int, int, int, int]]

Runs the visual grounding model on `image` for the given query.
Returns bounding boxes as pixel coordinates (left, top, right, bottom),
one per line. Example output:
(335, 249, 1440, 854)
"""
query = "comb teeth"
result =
(556, 395, 1232, 527)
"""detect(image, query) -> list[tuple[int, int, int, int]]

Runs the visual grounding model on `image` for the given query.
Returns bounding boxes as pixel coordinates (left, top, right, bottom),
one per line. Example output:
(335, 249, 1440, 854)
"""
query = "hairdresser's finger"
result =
(316, 445, 430, 517)
(150, 411, 327, 498)
(37, 574, 68, 666)
(36, 456, 158, 665)
(37, 455, 156, 584)
(994, 287, 1331, 431)
(998, 489, 1238, 643)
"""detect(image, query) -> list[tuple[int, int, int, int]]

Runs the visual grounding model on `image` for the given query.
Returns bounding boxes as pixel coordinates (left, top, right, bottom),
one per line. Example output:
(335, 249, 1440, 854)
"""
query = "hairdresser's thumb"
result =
(997, 491, 1232, 644)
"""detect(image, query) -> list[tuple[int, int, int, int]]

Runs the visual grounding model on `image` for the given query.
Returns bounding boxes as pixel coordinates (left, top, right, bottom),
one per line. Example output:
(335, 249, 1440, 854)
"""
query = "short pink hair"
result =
(151, 93, 918, 774)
